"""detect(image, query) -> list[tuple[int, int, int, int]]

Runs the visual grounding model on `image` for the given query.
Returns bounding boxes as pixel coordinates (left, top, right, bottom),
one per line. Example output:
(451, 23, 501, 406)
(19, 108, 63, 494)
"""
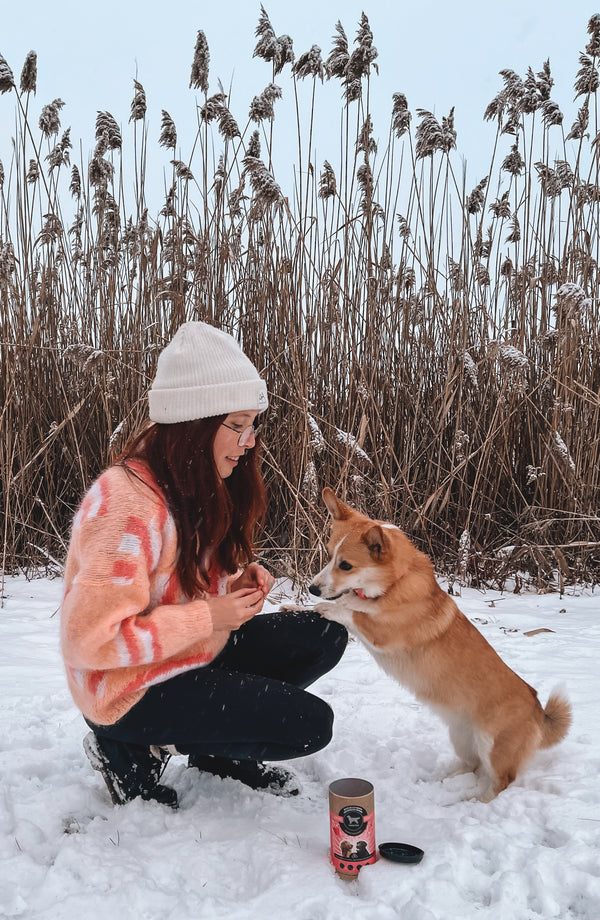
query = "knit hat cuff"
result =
(149, 379, 269, 424)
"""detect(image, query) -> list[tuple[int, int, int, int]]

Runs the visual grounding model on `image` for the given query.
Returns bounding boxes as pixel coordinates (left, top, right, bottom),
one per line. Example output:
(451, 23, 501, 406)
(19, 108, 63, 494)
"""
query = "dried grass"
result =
(1, 12, 599, 595)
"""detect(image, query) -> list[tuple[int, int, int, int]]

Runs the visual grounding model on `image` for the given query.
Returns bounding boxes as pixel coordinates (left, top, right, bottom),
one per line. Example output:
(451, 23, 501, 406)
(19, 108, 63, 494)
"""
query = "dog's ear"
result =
(322, 488, 351, 520)
(363, 524, 387, 559)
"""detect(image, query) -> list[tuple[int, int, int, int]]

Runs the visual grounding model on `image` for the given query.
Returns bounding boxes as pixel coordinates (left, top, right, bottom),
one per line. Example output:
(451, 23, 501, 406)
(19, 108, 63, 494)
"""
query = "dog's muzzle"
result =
(309, 584, 345, 601)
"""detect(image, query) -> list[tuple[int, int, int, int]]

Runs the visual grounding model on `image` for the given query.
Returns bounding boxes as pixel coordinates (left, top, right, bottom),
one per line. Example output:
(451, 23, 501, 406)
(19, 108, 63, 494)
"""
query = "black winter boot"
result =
(84, 732, 178, 808)
(188, 753, 301, 796)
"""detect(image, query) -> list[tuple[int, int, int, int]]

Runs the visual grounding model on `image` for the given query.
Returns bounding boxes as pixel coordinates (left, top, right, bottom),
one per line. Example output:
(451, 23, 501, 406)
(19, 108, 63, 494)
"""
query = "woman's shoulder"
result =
(76, 461, 169, 526)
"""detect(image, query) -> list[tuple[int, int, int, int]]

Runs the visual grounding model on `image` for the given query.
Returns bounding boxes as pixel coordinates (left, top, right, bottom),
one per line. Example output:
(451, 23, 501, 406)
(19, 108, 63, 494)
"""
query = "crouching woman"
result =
(60, 322, 347, 808)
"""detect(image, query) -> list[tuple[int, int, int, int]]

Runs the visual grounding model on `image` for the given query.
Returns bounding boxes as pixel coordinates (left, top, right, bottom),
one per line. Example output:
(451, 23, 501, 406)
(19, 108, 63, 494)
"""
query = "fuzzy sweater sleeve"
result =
(61, 465, 217, 673)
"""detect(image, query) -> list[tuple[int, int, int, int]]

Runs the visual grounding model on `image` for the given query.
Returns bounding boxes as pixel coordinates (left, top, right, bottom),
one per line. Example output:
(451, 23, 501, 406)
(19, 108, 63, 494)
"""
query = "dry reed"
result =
(1, 10, 599, 597)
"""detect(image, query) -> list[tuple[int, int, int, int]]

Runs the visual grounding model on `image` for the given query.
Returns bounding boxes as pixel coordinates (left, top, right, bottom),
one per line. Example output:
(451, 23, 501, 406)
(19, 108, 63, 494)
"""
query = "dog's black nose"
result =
(309, 584, 321, 597)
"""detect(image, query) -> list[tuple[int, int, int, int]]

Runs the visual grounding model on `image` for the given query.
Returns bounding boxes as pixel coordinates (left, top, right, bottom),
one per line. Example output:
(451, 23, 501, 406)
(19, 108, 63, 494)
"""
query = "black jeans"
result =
(90, 611, 348, 763)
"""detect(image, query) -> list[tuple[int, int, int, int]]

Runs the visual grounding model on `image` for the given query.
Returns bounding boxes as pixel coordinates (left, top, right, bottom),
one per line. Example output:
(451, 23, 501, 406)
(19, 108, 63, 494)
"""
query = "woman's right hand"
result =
(206, 588, 265, 631)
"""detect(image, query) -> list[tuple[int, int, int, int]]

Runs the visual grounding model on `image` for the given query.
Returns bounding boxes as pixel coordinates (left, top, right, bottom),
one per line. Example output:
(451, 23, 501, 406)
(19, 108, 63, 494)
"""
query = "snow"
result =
(1, 574, 599, 919)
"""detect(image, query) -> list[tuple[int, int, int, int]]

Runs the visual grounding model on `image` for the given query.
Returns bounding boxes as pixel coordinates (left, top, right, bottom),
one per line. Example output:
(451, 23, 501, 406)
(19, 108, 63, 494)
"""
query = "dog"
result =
(309, 488, 572, 800)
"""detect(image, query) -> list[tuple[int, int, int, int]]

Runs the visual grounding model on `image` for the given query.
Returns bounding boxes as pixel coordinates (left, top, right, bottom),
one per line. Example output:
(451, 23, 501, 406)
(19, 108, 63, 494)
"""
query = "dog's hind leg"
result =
(487, 724, 541, 797)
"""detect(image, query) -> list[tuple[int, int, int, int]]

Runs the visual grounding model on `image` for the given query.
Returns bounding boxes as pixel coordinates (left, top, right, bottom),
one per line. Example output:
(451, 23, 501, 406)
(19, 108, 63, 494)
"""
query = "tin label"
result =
(330, 807, 376, 876)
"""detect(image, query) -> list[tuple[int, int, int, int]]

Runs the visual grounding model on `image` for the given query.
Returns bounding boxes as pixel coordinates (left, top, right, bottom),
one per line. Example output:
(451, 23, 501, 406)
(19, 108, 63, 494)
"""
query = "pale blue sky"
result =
(0, 0, 597, 203)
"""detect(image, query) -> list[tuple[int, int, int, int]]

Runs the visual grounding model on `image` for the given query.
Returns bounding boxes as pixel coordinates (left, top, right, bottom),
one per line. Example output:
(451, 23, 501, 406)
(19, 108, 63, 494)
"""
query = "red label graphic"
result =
(330, 807, 376, 876)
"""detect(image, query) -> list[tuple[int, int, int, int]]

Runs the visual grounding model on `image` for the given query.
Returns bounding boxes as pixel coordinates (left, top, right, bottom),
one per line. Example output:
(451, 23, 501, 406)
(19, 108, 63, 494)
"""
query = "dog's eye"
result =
(339, 560, 353, 571)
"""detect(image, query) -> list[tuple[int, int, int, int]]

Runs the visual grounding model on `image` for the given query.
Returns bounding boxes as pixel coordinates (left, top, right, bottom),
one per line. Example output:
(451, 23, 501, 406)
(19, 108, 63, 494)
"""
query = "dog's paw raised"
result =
(313, 603, 340, 619)
(278, 603, 306, 614)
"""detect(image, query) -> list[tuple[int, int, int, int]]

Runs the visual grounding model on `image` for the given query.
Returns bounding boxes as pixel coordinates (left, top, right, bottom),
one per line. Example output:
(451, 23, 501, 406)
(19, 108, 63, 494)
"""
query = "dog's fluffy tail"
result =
(539, 685, 572, 749)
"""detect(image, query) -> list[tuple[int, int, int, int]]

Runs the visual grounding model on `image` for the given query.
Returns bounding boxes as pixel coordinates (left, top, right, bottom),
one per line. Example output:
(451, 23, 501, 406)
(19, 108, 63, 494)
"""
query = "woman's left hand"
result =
(232, 563, 275, 597)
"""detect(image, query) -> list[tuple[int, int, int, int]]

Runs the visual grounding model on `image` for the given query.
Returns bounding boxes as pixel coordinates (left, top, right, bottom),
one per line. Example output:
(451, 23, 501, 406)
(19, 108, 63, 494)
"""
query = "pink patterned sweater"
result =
(61, 460, 234, 725)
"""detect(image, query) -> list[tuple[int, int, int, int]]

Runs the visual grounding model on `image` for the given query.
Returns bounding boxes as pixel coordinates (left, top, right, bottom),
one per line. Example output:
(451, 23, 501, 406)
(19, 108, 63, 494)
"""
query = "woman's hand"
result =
(206, 588, 265, 631)
(231, 563, 275, 597)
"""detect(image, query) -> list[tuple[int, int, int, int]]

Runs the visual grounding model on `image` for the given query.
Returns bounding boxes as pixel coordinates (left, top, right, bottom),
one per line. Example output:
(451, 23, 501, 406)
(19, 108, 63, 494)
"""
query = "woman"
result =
(61, 322, 347, 808)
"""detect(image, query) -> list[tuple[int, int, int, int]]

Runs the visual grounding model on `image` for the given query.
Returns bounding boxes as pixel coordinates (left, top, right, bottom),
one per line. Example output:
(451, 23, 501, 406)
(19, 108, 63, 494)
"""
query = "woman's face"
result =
(212, 410, 259, 479)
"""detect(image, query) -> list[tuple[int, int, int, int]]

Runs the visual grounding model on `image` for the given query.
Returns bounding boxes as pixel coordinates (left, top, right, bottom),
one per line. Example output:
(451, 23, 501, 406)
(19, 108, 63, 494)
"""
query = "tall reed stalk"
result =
(1, 11, 599, 595)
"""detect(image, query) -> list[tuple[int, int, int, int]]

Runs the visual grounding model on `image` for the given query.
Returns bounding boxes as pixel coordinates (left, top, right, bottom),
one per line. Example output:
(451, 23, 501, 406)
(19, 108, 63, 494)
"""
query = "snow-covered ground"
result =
(1, 574, 599, 919)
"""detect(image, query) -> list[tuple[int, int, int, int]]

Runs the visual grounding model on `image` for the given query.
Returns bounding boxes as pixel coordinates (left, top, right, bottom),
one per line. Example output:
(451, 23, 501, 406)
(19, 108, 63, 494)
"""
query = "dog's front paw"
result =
(278, 603, 309, 614)
(313, 603, 354, 630)
(313, 602, 337, 619)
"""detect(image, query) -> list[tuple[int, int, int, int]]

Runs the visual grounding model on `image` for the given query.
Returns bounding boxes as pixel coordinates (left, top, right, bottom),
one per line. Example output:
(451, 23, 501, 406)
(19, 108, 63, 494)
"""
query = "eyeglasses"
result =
(220, 421, 263, 447)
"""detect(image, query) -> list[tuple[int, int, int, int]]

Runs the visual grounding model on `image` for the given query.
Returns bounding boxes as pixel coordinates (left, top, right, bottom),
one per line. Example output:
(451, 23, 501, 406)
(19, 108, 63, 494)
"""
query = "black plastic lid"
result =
(378, 842, 425, 864)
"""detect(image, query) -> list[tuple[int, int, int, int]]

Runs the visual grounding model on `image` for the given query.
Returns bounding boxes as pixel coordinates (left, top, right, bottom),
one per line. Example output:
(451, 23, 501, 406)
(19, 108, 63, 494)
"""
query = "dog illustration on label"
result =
(330, 804, 375, 875)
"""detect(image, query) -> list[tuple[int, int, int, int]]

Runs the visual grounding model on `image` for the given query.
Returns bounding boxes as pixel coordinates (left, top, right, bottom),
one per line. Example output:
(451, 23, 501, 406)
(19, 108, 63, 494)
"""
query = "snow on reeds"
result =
(1, 11, 599, 592)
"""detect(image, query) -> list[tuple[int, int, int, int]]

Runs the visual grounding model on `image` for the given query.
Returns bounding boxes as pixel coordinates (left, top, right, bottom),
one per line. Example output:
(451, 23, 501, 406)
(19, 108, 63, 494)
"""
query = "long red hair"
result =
(116, 417, 267, 598)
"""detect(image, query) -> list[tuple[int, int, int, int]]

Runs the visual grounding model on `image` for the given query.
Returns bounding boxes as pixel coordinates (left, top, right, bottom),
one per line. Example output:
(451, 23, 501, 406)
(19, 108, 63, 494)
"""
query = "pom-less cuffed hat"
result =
(148, 322, 269, 423)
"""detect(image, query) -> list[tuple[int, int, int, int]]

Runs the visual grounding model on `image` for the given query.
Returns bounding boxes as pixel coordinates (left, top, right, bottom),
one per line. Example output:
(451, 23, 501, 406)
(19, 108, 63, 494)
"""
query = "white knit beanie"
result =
(148, 322, 269, 423)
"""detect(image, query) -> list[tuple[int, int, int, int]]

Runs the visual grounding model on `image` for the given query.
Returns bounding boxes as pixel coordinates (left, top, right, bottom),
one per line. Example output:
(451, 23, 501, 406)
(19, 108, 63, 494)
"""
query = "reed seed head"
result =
(415, 108, 456, 158)
(26, 159, 39, 184)
(501, 144, 525, 176)
(586, 13, 600, 56)
(46, 129, 72, 171)
(198, 93, 226, 124)
(463, 352, 478, 387)
(0, 54, 14, 94)
(356, 116, 377, 155)
(69, 165, 81, 198)
(88, 149, 114, 187)
(243, 155, 283, 205)
(249, 83, 282, 122)
(505, 214, 521, 243)
(535, 162, 562, 198)
(171, 160, 194, 181)
(292, 45, 325, 81)
(0, 241, 16, 281)
(566, 99, 589, 140)
(349, 13, 378, 83)
(484, 90, 508, 123)
(159, 110, 177, 149)
(396, 215, 411, 239)
(301, 460, 319, 501)
(39, 99, 64, 137)
(499, 69, 525, 107)
(537, 60, 554, 99)
(326, 21, 349, 80)
(96, 111, 122, 150)
(489, 190, 511, 219)
(554, 282, 587, 322)
(253, 7, 294, 74)
(217, 105, 240, 140)
(550, 430, 576, 478)
(130, 80, 146, 122)
(247, 130, 261, 158)
(498, 344, 528, 373)
(541, 98, 563, 126)
(190, 30, 210, 93)
(521, 67, 542, 114)
(576, 181, 600, 207)
(475, 261, 490, 286)
(318, 160, 336, 199)
(254, 6, 276, 61)
(466, 176, 488, 214)
(20, 51, 37, 94)
(574, 54, 599, 97)
(391, 93, 411, 138)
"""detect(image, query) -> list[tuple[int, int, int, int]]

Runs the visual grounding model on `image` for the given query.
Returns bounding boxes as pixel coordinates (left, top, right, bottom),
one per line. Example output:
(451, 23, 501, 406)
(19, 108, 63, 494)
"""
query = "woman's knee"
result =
(300, 694, 335, 755)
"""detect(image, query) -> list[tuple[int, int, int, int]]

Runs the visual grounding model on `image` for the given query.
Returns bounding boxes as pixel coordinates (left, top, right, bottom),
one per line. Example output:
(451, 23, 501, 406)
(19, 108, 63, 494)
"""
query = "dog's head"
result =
(309, 488, 407, 602)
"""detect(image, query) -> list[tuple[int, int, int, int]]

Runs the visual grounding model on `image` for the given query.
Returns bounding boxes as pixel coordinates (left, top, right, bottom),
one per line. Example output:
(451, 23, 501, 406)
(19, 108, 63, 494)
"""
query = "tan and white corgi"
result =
(309, 488, 572, 800)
